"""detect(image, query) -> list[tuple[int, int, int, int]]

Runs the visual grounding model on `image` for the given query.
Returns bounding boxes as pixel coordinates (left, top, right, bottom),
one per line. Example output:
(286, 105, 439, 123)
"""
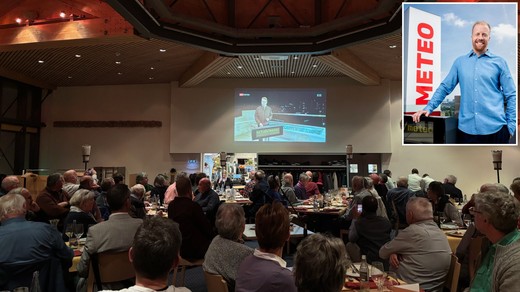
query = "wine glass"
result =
(371, 261, 385, 292)
(74, 223, 84, 245)
(65, 223, 74, 242)
(463, 214, 472, 227)
(384, 271, 398, 291)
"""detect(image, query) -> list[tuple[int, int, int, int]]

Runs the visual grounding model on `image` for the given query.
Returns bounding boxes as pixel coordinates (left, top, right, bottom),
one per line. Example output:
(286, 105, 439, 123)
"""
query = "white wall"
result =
(40, 78, 520, 194)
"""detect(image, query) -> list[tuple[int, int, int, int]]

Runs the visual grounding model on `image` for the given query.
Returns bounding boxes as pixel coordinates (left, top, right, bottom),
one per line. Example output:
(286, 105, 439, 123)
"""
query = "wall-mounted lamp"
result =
(82, 145, 91, 171)
(346, 145, 353, 191)
(492, 150, 502, 183)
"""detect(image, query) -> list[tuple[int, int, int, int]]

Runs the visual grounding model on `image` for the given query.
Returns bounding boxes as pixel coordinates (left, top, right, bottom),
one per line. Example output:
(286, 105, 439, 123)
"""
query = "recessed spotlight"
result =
(389, 45, 397, 49)
(159, 49, 166, 52)
(227, 72, 231, 75)
(149, 77, 154, 80)
(15, 18, 22, 24)
(260, 71, 264, 75)
(115, 61, 121, 65)
(150, 67, 155, 70)
(67, 76, 72, 79)
(291, 71, 295, 74)
(312, 64, 317, 68)
(75, 54, 81, 58)
(237, 65, 243, 69)
(38, 60, 44, 64)
(117, 72, 122, 75)
(59, 11, 66, 18)
(254, 57, 260, 61)
(293, 56, 299, 60)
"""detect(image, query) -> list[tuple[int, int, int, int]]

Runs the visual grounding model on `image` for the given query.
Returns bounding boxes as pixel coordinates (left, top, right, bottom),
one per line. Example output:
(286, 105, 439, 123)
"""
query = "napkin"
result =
(74, 249, 82, 257)
(391, 283, 420, 291)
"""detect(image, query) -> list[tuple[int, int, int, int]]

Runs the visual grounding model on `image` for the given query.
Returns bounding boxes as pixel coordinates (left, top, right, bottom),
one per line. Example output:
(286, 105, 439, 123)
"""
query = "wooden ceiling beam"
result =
(316, 47, 380, 85)
(0, 18, 133, 49)
(179, 51, 236, 87)
(0, 67, 56, 90)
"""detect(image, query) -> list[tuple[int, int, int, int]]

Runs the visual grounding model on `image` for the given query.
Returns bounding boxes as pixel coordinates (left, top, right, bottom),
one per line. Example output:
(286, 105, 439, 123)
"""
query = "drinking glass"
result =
(463, 214, 472, 227)
(74, 223, 84, 243)
(384, 271, 397, 291)
(371, 261, 385, 292)
(65, 223, 74, 243)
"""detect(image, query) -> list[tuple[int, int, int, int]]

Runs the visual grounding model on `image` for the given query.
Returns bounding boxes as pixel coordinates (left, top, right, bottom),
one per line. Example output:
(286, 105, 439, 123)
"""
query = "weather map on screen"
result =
(234, 88, 326, 142)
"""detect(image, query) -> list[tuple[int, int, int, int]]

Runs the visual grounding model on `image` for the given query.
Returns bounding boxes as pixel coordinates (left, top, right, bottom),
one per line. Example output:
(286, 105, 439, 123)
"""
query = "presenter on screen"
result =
(254, 96, 273, 127)
(412, 21, 516, 144)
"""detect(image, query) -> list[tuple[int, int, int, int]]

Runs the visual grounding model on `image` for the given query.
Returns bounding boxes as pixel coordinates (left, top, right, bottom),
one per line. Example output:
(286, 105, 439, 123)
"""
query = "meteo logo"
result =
(239, 93, 250, 96)
(416, 22, 435, 105)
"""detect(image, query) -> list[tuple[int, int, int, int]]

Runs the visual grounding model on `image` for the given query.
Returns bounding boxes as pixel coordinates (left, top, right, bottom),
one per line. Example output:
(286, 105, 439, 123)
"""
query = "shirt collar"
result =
(1, 217, 26, 225)
(468, 49, 492, 58)
(253, 249, 287, 268)
(495, 229, 520, 247)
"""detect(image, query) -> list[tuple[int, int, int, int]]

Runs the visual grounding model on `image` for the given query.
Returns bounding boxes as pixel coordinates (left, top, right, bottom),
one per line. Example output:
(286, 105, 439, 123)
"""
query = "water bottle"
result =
(313, 195, 319, 211)
(30, 271, 41, 292)
(359, 255, 369, 292)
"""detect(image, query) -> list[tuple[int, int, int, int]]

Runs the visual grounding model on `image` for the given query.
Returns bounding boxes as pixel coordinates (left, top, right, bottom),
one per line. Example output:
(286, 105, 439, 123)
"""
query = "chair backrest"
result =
(444, 253, 461, 292)
(86, 251, 135, 292)
(204, 271, 229, 292)
(468, 236, 485, 282)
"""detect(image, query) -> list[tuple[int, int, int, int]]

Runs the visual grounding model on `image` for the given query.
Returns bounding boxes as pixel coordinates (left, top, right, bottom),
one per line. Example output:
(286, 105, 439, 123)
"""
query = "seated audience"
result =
(243, 171, 257, 198)
(294, 172, 309, 200)
(0, 175, 20, 196)
(426, 181, 463, 226)
(470, 191, 520, 291)
(364, 177, 388, 219)
(63, 189, 98, 240)
(135, 172, 154, 193)
(100, 216, 190, 292)
(164, 172, 188, 204)
(129, 184, 146, 219)
(379, 197, 451, 292)
(194, 178, 220, 217)
(112, 173, 125, 184)
(386, 176, 414, 229)
(280, 173, 297, 204)
(62, 169, 80, 199)
(0, 194, 73, 291)
(203, 204, 254, 290)
(235, 202, 297, 292)
(461, 183, 509, 215)
(150, 174, 169, 205)
(214, 172, 233, 190)
(343, 176, 372, 221)
(7, 187, 46, 222)
(305, 171, 320, 199)
(248, 170, 270, 217)
(168, 175, 213, 260)
(36, 173, 70, 230)
(510, 178, 520, 202)
(96, 177, 114, 221)
(349, 195, 391, 268)
(266, 175, 285, 205)
(442, 175, 463, 202)
(77, 184, 143, 292)
(294, 233, 348, 292)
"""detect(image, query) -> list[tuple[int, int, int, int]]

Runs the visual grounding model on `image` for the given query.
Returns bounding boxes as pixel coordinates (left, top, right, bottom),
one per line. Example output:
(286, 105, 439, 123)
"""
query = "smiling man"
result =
(412, 21, 516, 144)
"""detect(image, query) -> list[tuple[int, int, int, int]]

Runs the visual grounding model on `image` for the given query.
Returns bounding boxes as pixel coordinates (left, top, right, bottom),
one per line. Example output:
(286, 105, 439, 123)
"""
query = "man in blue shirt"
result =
(412, 21, 516, 144)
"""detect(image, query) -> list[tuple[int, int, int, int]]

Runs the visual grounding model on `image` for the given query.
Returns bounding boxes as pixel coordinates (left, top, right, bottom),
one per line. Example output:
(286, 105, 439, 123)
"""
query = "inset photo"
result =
(402, 2, 517, 145)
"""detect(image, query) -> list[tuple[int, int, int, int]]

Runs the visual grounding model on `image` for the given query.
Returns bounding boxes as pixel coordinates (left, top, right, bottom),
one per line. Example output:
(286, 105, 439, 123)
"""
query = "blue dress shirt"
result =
(424, 50, 516, 135)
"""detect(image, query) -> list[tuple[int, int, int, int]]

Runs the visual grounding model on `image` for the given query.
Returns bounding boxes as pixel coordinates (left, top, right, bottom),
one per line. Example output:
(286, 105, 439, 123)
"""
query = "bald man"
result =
(194, 178, 220, 223)
(0, 176, 20, 196)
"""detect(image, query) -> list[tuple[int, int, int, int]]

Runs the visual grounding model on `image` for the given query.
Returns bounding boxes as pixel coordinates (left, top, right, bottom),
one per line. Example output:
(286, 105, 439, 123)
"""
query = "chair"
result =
(468, 236, 485, 282)
(444, 253, 461, 292)
(87, 251, 135, 292)
(203, 271, 229, 292)
(172, 257, 204, 287)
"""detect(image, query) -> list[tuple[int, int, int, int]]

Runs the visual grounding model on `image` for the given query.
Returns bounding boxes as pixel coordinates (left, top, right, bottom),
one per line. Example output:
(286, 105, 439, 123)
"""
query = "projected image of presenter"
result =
(412, 21, 516, 144)
(254, 96, 273, 127)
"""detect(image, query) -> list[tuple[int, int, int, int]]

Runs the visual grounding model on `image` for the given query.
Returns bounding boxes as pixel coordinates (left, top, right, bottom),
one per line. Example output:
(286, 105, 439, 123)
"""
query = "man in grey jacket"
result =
(471, 191, 520, 292)
(379, 197, 451, 292)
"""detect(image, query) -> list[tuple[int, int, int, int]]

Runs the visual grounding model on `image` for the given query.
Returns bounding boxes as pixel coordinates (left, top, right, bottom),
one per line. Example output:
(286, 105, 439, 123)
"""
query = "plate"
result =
(441, 224, 459, 230)
(447, 230, 466, 237)
(294, 205, 314, 209)
(79, 238, 87, 244)
(346, 263, 381, 278)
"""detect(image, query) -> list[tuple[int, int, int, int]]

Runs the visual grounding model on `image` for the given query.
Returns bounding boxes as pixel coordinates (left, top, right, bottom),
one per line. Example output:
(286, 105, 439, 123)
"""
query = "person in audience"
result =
(77, 184, 143, 292)
(383, 169, 396, 190)
(169, 168, 177, 184)
(343, 176, 372, 221)
(379, 197, 451, 292)
(371, 173, 388, 202)
(7, 187, 46, 222)
(203, 204, 254, 290)
(294, 233, 348, 292)
(364, 177, 388, 219)
(243, 171, 257, 198)
(63, 189, 98, 240)
(248, 170, 270, 217)
(305, 170, 320, 199)
(0, 175, 20, 197)
(215, 171, 233, 190)
(510, 178, 520, 202)
(193, 172, 207, 193)
(349, 195, 391, 268)
(194, 178, 220, 225)
(266, 175, 285, 205)
(96, 177, 114, 221)
(135, 172, 153, 193)
(386, 176, 414, 229)
(129, 184, 146, 219)
(78, 175, 103, 222)
(150, 174, 169, 205)
(461, 183, 509, 215)
(0, 194, 73, 291)
(443, 175, 463, 202)
(164, 172, 188, 204)
(294, 172, 309, 200)
(101, 216, 190, 292)
(235, 202, 297, 292)
(470, 191, 520, 291)
(280, 173, 297, 204)
(426, 181, 463, 226)
(168, 175, 213, 260)
(62, 169, 80, 199)
(113, 173, 125, 184)
(420, 173, 435, 194)
(36, 173, 70, 230)
(407, 168, 423, 196)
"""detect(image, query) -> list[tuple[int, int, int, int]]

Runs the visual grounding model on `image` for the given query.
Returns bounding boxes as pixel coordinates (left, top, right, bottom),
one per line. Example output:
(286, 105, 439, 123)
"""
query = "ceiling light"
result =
(115, 61, 121, 64)
(59, 11, 66, 18)
(227, 72, 231, 75)
(260, 71, 264, 75)
(260, 55, 288, 61)
(389, 45, 397, 49)
(67, 76, 72, 79)
(159, 49, 166, 52)
(254, 57, 260, 61)
(38, 60, 44, 64)
(149, 77, 154, 80)
(75, 54, 81, 58)
(291, 71, 295, 74)
(312, 64, 317, 68)
(117, 72, 122, 75)
(15, 18, 22, 24)
(293, 56, 299, 60)
(237, 65, 243, 69)
(150, 67, 155, 70)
